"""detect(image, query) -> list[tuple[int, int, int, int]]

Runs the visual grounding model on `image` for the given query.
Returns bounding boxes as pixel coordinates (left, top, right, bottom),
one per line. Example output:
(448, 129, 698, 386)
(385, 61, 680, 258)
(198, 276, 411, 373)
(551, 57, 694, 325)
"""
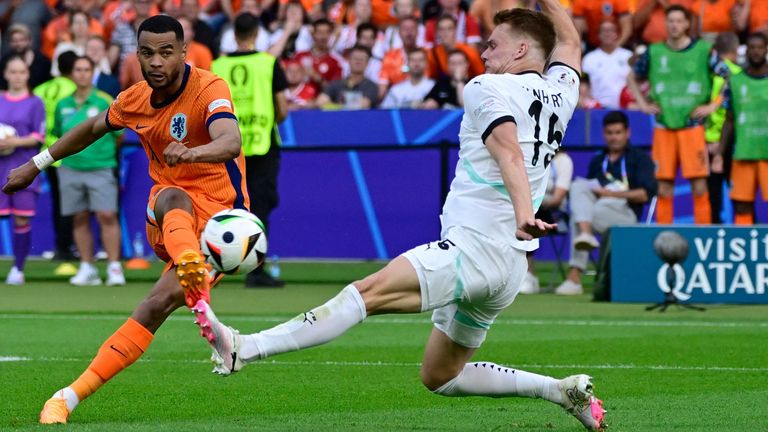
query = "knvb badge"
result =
(170, 113, 187, 141)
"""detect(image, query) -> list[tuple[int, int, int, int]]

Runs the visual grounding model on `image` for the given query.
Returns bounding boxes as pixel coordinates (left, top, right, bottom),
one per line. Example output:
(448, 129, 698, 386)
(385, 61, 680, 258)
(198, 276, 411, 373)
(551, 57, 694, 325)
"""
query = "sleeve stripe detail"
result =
(481, 116, 516, 144)
(104, 107, 122, 131)
(206, 112, 237, 129)
(548, 61, 580, 77)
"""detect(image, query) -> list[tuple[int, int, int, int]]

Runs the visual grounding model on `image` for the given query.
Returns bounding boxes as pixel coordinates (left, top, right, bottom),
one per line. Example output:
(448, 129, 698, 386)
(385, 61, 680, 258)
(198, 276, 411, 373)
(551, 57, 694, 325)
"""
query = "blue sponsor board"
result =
(611, 225, 768, 304)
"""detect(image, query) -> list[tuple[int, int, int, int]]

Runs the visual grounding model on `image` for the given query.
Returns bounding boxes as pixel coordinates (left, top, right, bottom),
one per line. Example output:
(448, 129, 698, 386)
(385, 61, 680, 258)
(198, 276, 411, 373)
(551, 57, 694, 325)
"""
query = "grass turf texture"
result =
(1, 260, 767, 431)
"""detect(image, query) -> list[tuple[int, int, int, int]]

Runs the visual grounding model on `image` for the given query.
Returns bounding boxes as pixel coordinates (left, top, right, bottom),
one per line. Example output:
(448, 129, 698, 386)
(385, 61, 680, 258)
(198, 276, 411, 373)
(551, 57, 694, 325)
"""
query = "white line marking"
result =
(0, 314, 766, 329)
(1, 356, 766, 373)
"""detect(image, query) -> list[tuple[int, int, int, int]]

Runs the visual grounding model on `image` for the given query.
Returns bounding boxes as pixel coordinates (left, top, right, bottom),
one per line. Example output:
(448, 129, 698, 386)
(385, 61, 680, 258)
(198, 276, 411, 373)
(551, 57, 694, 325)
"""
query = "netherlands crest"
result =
(170, 113, 187, 141)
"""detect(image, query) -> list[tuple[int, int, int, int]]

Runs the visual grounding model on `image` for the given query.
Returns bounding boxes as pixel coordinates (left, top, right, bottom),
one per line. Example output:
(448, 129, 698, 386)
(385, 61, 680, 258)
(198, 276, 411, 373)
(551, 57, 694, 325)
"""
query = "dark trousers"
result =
(245, 147, 280, 274)
(45, 166, 74, 258)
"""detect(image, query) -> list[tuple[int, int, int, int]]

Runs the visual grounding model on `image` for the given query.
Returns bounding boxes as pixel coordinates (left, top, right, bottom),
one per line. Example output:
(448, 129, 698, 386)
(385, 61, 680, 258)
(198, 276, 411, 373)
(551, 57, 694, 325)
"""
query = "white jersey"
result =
(441, 63, 580, 252)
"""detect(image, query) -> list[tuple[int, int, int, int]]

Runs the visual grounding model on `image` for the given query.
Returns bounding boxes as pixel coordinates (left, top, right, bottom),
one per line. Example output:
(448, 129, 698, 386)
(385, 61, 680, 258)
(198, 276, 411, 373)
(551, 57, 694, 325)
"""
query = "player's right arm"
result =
(2, 110, 111, 194)
(538, 0, 582, 74)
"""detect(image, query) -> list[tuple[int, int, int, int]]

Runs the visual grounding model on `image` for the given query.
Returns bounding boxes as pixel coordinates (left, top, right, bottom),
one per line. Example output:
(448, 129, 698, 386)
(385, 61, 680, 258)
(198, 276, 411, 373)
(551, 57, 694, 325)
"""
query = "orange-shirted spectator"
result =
(379, 16, 420, 97)
(329, 0, 397, 27)
(691, 0, 737, 35)
(470, 0, 529, 39)
(42, 10, 104, 59)
(572, 0, 633, 47)
(101, 0, 161, 41)
(633, 0, 695, 44)
(734, 0, 768, 34)
(424, 0, 482, 46)
(376, 0, 427, 59)
(179, 16, 212, 70)
(426, 15, 483, 80)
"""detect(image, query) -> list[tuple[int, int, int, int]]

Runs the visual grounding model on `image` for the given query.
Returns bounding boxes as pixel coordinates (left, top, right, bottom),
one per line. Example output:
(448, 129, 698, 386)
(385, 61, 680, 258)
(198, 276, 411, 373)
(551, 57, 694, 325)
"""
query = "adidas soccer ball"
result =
(0, 123, 17, 156)
(200, 209, 268, 275)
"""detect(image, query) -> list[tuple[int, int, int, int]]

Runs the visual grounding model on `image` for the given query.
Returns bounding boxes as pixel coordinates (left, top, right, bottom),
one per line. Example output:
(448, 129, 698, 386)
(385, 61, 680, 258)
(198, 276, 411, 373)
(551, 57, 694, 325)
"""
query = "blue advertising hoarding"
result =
(611, 225, 768, 304)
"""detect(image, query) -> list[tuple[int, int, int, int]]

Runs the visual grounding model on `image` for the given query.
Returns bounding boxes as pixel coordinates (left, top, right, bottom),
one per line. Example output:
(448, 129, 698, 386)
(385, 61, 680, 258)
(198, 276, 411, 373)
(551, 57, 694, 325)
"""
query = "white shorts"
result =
(402, 226, 527, 349)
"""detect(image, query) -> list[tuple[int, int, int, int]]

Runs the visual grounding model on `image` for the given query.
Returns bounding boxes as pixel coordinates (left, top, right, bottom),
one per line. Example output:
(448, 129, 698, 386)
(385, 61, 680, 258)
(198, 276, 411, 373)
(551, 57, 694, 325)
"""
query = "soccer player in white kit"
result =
(194, 0, 606, 429)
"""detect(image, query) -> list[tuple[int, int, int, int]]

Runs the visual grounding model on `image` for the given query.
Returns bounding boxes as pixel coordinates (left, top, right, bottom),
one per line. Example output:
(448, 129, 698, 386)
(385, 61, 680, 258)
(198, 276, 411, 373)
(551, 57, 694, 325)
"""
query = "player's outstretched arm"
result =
(2, 111, 110, 194)
(485, 122, 557, 241)
(539, 0, 582, 73)
(164, 117, 241, 167)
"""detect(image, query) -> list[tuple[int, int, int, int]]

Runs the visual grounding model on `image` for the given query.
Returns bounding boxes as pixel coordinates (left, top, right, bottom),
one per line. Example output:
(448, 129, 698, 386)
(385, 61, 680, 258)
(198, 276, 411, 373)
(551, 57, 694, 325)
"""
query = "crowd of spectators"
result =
(1, 0, 765, 110)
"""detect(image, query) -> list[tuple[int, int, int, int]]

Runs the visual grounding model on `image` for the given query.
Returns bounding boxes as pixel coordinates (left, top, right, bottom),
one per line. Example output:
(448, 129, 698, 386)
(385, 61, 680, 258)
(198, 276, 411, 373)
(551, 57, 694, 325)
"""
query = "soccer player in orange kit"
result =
(2, 15, 248, 424)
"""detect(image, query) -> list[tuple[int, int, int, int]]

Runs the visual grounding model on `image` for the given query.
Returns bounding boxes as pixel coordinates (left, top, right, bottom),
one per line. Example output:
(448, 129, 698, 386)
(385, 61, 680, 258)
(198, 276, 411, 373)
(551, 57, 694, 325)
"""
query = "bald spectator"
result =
(0, 24, 51, 90)
(582, 21, 632, 109)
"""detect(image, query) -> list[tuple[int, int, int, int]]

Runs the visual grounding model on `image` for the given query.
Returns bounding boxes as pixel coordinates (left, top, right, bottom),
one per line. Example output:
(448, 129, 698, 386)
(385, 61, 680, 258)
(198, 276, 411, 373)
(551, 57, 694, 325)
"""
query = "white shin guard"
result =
(240, 285, 368, 362)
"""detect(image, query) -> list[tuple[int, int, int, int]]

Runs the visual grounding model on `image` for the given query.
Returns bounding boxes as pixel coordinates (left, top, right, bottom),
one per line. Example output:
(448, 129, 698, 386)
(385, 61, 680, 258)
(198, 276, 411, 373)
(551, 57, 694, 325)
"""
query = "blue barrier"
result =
(3, 108, 759, 261)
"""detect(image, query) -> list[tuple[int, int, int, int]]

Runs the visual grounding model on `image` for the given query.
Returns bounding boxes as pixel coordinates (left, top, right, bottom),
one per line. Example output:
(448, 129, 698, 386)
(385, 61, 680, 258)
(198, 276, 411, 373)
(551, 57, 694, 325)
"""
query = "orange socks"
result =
(734, 213, 754, 225)
(656, 196, 673, 224)
(693, 193, 712, 225)
(162, 208, 199, 262)
(69, 318, 154, 402)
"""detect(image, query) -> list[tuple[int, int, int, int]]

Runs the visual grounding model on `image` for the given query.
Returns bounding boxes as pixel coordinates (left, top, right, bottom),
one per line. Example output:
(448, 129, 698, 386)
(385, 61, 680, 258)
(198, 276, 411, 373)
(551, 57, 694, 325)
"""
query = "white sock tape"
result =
(32, 149, 55, 171)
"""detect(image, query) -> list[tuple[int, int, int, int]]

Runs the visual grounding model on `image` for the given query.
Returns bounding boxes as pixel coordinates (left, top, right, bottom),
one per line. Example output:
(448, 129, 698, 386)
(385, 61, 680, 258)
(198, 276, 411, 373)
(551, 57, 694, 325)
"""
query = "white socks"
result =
(53, 387, 80, 412)
(433, 362, 563, 404)
(239, 285, 367, 362)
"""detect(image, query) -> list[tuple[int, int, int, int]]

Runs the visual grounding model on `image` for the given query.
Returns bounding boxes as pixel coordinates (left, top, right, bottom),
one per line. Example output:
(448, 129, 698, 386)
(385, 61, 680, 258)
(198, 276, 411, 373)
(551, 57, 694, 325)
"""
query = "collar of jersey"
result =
(150, 64, 191, 109)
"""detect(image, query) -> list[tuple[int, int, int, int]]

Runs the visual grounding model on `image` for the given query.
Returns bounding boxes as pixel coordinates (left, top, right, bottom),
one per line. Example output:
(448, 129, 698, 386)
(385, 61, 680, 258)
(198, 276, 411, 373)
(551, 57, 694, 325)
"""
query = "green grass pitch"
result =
(1, 260, 767, 431)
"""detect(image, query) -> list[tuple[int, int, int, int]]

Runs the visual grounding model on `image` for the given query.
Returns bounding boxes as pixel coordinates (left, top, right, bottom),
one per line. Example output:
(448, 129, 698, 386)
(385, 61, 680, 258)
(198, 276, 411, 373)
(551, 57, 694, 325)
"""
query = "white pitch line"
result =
(0, 313, 766, 329)
(1, 356, 767, 373)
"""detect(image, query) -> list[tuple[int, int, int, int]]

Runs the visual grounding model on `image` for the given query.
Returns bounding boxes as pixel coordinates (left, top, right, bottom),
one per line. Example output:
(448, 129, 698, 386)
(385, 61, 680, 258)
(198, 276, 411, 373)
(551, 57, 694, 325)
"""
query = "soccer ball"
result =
(200, 209, 268, 275)
(0, 123, 17, 156)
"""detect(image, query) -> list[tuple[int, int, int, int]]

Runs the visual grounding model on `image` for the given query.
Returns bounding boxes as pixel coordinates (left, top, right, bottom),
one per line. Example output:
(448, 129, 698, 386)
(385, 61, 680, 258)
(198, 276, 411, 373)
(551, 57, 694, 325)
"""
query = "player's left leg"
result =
(422, 326, 606, 431)
(40, 270, 186, 423)
(152, 187, 211, 307)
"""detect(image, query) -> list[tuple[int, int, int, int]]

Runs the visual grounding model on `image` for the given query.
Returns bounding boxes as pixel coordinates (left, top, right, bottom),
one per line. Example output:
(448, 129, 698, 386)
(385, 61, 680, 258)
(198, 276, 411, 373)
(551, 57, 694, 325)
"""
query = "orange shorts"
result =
(730, 160, 768, 202)
(652, 126, 709, 180)
(145, 185, 229, 264)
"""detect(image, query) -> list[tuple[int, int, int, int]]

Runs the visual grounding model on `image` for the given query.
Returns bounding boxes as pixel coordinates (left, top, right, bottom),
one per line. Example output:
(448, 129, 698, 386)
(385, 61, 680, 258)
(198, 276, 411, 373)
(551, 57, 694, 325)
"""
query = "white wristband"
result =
(32, 149, 55, 171)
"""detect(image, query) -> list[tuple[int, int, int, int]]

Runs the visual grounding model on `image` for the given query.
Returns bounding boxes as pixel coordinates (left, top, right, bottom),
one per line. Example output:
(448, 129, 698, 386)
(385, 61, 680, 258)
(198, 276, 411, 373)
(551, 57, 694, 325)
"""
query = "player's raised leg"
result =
(422, 327, 606, 431)
(39, 270, 186, 424)
(195, 255, 421, 374)
(152, 187, 211, 307)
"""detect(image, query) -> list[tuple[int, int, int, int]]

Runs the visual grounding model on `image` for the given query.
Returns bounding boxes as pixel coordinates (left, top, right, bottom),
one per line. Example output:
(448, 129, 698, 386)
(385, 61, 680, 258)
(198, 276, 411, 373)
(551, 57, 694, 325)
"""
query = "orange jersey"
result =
(106, 65, 249, 211)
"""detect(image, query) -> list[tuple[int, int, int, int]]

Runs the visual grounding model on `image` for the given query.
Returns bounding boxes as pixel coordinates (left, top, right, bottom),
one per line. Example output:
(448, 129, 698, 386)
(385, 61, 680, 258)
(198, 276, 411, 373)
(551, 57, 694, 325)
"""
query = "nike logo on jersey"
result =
(136, 124, 148, 130)
(109, 345, 128, 358)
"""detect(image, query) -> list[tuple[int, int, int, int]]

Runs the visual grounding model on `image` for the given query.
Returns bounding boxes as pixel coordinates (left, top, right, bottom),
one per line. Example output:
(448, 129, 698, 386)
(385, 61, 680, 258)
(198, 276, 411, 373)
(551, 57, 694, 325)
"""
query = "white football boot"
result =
(558, 374, 606, 431)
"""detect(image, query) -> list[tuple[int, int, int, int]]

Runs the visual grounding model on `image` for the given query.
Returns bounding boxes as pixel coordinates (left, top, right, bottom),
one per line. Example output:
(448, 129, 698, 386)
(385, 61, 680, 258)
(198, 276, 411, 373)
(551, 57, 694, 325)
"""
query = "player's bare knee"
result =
(155, 188, 193, 224)
(352, 272, 387, 313)
(420, 365, 458, 392)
